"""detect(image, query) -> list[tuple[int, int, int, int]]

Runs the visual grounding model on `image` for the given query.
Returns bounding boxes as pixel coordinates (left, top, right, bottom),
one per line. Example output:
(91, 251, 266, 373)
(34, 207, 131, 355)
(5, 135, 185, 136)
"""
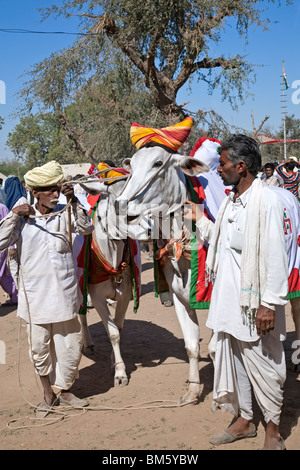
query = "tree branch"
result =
(251, 110, 270, 138)
(56, 107, 96, 162)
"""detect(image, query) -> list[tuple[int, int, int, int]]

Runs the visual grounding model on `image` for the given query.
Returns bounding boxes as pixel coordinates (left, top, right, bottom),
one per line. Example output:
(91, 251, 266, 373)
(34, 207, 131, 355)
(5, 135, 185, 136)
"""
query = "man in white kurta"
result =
(0, 161, 94, 417)
(186, 135, 289, 450)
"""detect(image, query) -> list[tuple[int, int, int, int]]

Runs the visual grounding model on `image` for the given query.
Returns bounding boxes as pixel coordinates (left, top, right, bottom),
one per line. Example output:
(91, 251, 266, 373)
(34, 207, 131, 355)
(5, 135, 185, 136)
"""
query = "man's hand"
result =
(183, 200, 203, 223)
(61, 183, 77, 203)
(8, 247, 17, 260)
(12, 204, 35, 217)
(255, 305, 275, 335)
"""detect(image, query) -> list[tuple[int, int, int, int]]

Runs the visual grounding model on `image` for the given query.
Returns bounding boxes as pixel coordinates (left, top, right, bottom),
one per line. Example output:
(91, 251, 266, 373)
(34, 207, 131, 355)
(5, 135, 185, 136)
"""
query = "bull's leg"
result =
(78, 313, 95, 354)
(88, 283, 128, 387)
(172, 293, 201, 404)
(111, 294, 131, 387)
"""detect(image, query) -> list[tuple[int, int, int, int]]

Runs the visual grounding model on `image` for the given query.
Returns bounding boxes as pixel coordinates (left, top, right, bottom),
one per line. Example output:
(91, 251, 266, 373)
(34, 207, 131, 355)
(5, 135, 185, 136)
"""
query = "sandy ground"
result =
(0, 252, 299, 452)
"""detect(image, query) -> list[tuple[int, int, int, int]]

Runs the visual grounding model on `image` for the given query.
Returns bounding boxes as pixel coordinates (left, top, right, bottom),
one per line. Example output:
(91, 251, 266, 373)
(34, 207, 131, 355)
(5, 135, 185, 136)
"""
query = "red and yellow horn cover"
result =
(130, 116, 193, 152)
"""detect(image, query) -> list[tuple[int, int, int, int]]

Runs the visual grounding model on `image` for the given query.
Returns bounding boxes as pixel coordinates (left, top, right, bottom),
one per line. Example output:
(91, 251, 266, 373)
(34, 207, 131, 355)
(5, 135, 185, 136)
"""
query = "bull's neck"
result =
(94, 205, 127, 270)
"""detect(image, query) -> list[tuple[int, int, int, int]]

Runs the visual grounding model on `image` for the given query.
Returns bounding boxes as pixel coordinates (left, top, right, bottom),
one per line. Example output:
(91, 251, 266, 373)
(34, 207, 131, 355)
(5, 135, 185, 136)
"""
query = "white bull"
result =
(77, 177, 147, 387)
(116, 147, 211, 403)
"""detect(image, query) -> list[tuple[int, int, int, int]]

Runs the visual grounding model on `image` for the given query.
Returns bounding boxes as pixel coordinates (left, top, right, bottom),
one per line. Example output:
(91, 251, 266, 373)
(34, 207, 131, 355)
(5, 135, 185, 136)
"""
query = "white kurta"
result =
(196, 185, 288, 342)
(0, 202, 94, 324)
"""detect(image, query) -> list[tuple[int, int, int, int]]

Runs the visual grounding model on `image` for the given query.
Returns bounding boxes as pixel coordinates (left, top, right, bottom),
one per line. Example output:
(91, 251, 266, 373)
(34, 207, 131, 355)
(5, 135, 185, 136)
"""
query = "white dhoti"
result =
(27, 318, 83, 391)
(213, 332, 286, 426)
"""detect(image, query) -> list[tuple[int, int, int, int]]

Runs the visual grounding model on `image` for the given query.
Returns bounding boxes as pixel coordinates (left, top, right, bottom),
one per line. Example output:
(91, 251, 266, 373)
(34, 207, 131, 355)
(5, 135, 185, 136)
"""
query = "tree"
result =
(38, 0, 291, 118)
(6, 113, 77, 167)
(0, 116, 4, 130)
(18, 0, 291, 164)
(0, 158, 27, 180)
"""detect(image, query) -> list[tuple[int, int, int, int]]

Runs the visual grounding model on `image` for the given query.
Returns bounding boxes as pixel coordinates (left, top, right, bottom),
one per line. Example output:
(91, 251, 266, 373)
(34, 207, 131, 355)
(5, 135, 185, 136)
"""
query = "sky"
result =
(0, 0, 300, 162)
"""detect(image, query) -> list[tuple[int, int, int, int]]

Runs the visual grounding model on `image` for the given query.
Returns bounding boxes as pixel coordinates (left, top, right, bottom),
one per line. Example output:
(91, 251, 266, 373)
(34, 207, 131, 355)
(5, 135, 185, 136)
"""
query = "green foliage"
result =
(6, 113, 77, 167)
(0, 158, 28, 180)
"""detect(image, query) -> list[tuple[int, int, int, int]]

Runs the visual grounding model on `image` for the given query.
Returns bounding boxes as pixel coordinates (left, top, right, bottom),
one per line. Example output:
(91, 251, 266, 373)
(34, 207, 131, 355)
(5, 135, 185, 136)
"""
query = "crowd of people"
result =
(0, 137, 299, 448)
(260, 157, 300, 200)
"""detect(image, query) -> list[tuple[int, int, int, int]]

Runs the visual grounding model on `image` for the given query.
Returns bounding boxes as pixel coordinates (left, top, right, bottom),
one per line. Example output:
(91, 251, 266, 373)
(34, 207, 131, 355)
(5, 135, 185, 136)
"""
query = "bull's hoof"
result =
(178, 396, 199, 406)
(178, 388, 200, 405)
(114, 376, 129, 387)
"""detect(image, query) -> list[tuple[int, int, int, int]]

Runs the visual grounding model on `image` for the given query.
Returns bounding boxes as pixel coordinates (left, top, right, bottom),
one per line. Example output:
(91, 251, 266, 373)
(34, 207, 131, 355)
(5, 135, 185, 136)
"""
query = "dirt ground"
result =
(0, 252, 299, 452)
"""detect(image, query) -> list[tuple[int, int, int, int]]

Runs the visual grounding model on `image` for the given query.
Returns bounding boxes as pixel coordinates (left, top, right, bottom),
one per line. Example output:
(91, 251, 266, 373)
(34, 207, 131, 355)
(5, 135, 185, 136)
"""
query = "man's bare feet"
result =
(227, 416, 254, 437)
(262, 421, 285, 450)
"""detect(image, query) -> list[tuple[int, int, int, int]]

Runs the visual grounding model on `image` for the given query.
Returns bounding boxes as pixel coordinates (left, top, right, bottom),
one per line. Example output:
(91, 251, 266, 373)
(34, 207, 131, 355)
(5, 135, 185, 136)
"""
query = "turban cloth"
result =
(4, 176, 27, 211)
(24, 161, 65, 190)
(97, 162, 129, 184)
(130, 116, 194, 152)
(189, 137, 222, 173)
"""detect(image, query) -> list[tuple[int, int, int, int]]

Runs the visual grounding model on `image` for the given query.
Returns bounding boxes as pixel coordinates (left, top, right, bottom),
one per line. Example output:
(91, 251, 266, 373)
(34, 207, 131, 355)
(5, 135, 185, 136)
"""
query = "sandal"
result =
(35, 397, 60, 419)
(209, 423, 257, 445)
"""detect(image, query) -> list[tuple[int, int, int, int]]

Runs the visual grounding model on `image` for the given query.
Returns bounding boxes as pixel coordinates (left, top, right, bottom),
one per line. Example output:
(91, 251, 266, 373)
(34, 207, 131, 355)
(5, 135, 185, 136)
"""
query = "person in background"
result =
(261, 162, 281, 187)
(0, 202, 18, 307)
(4, 176, 29, 288)
(276, 158, 300, 200)
(0, 178, 6, 204)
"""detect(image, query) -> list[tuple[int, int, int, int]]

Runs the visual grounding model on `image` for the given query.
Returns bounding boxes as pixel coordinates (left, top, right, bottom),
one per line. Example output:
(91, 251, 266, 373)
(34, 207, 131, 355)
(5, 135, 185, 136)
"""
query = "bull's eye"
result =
(153, 160, 163, 168)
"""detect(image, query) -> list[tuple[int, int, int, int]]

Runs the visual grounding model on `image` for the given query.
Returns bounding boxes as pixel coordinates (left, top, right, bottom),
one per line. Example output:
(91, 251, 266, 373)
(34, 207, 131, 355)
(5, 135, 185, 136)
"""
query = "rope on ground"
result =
(6, 398, 197, 430)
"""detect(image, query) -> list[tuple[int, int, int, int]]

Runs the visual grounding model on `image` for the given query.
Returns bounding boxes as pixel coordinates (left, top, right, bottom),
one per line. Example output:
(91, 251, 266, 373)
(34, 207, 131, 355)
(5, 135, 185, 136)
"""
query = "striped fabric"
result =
(97, 162, 129, 183)
(276, 162, 300, 198)
(130, 116, 193, 152)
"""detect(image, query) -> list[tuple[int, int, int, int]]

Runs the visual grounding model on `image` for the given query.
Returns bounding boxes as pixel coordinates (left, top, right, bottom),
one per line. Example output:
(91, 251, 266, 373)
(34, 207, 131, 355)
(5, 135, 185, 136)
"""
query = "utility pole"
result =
(281, 60, 289, 159)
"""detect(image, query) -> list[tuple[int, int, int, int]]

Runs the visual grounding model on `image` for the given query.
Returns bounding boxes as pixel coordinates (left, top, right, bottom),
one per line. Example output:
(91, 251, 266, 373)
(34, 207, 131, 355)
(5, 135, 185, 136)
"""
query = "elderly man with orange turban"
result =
(0, 161, 94, 417)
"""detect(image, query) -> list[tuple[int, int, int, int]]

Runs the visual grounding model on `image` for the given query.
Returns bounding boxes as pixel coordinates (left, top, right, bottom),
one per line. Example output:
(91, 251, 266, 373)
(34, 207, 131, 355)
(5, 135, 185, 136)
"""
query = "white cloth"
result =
(213, 332, 286, 424)
(0, 202, 94, 324)
(239, 178, 267, 324)
(27, 318, 83, 389)
(194, 138, 229, 222)
(197, 170, 228, 222)
(7, 195, 29, 287)
(0, 186, 6, 205)
(267, 186, 300, 285)
(196, 181, 289, 342)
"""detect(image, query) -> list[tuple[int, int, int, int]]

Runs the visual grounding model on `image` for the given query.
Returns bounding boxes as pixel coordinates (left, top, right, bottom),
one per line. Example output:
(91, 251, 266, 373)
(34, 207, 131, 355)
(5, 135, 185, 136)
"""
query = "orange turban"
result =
(97, 162, 129, 184)
(130, 116, 193, 152)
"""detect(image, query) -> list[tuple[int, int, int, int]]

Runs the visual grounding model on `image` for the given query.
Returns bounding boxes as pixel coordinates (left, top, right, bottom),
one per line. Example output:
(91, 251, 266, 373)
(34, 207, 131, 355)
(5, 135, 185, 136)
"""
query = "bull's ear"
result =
(173, 156, 209, 176)
(122, 158, 131, 171)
